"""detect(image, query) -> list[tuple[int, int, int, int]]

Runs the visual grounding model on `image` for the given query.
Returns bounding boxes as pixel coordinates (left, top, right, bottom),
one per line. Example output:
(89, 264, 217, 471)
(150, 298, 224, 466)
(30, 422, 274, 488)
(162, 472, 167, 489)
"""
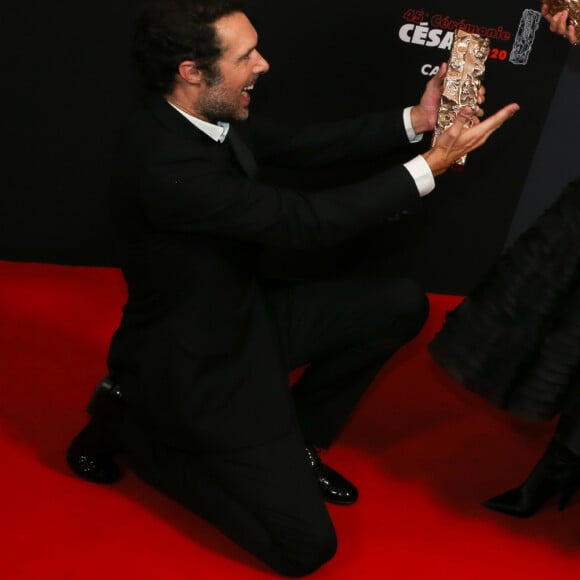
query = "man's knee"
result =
(398, 278, 430, 337)
(376, 277, 429, 340)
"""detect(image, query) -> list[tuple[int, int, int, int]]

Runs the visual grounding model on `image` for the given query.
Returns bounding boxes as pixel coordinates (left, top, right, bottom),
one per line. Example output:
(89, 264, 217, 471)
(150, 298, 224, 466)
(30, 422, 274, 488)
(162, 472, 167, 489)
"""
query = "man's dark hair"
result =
(132, 0, 246, 93)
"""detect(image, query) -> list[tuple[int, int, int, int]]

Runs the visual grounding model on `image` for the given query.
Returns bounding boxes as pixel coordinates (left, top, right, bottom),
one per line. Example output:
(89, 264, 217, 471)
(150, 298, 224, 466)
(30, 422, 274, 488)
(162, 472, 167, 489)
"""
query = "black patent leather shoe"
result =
(66, 419, 122, 484)
(305, 445, 358, 505)
(483, 439, 580, 518)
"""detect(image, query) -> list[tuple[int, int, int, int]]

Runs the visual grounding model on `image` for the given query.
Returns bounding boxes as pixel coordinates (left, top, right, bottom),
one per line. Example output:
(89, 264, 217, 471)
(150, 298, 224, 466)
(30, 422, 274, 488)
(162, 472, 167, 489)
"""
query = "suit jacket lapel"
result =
(147, 96, 259, 179)
(226, 125, 259, 179)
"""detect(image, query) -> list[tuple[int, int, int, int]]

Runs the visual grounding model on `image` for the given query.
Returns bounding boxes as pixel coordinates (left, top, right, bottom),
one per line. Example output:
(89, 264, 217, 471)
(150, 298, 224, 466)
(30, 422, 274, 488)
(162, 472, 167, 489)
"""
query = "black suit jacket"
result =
(108, 95, 423, 451)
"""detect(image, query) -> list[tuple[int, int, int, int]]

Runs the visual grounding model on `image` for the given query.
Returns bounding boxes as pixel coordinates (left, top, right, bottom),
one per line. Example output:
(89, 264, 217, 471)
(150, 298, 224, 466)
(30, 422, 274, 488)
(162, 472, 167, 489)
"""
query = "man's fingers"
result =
(481, 102, 520, 130)
(447, 103, 518, 143)
(445, 107, 475, 138)
(425, 102, 519, 176)
(458, 103, 519, 148)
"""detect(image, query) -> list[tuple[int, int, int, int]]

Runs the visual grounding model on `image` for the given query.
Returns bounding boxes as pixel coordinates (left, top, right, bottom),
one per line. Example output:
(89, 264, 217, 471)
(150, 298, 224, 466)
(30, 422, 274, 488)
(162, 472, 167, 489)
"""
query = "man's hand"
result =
(410, 62, 487, 135)
(422, 103, 520, 176)
(541, 4, 578, 44)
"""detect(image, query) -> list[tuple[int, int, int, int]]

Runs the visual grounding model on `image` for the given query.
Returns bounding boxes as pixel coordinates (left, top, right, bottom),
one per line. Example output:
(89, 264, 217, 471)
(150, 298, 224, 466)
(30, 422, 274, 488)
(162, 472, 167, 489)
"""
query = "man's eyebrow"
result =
(239, 45, 257, 58)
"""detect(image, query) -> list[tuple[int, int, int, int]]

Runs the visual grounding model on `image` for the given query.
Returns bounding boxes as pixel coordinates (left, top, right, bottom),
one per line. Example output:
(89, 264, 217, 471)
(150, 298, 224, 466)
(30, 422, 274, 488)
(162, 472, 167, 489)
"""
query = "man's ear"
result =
(177, 60, 202, 85)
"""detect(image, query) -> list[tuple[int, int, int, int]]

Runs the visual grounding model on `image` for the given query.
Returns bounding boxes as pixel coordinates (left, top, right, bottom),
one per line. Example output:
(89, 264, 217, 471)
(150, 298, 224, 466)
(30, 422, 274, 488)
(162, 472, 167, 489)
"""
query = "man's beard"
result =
(197, 90, 249, 122)
(197, 69, 250, 123)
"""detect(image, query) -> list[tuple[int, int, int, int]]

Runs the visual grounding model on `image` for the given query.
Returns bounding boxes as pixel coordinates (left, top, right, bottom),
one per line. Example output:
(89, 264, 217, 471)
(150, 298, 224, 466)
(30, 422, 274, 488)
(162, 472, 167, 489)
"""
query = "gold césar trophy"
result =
(432, 29, 490, 170)
(543, 0, 580, 35)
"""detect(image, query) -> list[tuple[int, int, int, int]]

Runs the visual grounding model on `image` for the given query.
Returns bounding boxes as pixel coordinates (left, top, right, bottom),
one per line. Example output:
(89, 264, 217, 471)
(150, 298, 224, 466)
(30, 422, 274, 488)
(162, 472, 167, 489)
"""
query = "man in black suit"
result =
(66, 0, 518, 575)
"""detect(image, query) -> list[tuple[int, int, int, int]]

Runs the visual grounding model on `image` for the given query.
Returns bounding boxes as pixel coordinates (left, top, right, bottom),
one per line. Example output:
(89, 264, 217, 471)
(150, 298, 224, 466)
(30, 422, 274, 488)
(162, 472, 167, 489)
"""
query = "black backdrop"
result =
(0, 1, 571, 294)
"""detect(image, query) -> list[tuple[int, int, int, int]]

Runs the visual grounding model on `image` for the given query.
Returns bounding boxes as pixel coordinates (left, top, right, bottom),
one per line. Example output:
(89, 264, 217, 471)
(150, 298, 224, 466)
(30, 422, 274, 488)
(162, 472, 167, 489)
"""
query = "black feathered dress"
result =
(429, 178, 580, 441)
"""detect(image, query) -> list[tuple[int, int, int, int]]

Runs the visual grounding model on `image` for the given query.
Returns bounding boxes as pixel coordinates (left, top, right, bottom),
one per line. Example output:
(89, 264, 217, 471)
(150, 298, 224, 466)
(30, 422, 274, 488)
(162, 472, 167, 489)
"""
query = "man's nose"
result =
(255, 51, 270, 74)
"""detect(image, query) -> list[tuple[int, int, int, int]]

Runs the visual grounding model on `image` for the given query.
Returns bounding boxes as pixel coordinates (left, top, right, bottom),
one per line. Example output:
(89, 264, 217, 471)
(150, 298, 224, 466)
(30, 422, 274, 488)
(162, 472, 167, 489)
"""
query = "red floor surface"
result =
(1, 260, 579, 579)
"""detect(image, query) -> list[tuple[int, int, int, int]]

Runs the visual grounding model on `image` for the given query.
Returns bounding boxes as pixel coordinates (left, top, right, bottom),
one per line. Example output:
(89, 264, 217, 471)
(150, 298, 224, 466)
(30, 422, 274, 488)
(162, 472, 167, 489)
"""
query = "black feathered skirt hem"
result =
(429, 179, 580, 421)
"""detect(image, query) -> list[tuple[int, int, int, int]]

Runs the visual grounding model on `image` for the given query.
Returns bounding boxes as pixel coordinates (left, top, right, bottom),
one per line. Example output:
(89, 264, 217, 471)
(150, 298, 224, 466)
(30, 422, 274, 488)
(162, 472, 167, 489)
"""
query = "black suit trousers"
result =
(121, 276, 428, 576)
(264, 276, 429, 447)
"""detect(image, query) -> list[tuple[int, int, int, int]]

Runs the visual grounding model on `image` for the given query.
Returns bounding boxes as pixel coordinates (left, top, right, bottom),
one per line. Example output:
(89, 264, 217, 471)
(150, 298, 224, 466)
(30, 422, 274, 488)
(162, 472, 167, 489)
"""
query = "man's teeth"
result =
(243, 85, 254, 92)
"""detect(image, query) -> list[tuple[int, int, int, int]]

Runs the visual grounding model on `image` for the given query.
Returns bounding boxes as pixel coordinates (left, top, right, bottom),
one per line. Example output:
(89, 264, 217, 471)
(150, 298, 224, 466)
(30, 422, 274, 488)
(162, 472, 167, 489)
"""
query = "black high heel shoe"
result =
(483, 439, 580, 518)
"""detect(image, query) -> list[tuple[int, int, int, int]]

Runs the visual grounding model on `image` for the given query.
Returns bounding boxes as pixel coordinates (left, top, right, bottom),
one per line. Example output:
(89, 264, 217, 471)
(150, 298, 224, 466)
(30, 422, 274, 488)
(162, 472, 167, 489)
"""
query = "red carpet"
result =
(1, 260, 579, 579)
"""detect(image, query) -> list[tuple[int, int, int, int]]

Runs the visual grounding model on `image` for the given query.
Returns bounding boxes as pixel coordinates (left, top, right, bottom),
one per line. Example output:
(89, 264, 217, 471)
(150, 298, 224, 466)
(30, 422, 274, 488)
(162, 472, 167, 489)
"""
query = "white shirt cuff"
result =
(403, 106, 423, 143)
(404, 155, 435, 197)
